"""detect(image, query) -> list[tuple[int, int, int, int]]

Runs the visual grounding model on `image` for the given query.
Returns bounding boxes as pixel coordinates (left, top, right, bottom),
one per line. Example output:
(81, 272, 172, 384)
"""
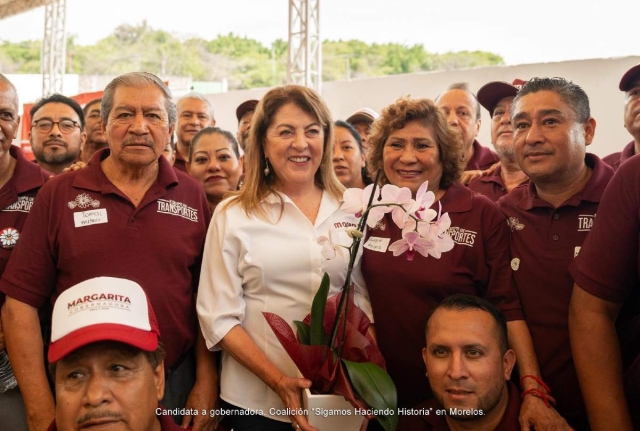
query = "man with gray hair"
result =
(174, 92, 215, 172)
(1, 72, 217, 431)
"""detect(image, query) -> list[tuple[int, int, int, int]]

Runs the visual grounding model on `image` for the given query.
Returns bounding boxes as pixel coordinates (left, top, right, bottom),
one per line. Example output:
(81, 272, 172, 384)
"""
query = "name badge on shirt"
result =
(74, 208, 108, 228)
(363, 236, 390, 253)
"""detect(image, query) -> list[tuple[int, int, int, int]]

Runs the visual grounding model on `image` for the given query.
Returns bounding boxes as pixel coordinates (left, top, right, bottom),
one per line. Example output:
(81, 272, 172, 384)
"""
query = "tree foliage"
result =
(0, 22, 504, 89)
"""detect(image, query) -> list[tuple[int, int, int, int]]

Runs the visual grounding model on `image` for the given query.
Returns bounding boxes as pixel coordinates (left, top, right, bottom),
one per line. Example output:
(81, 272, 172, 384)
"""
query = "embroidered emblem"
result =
(0, 227, 20, 249)
(507, 217, 524, 232)
(577, 214, 595, 232)
(371, 219, 386, 231)
(68, 193, 100, 210)
(511, 258, 520, 271)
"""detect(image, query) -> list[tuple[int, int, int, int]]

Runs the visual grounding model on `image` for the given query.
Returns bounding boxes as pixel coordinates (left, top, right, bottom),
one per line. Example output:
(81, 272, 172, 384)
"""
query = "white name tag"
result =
(363, 236, 390, 253)
(74, 208, 108, 228)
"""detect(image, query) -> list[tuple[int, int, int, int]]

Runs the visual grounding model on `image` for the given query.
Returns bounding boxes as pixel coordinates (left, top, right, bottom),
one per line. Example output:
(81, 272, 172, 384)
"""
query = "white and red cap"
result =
(619, 64, 640, 91)
(477, 79, 526, 116)
(346, 107, 379, 125)
(48, 277, 160, 363)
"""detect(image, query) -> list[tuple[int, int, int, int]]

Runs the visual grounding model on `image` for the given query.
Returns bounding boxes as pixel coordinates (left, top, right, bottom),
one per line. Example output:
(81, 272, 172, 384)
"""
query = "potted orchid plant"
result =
(264, 175, 453, 431)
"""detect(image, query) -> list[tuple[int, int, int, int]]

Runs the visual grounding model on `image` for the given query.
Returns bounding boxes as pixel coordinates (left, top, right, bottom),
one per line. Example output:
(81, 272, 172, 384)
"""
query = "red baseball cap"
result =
(236, 99, 259, 122)
(619, 64, 640, 91)
(477, 79, 526, 116)
(48, 277, 160, 363)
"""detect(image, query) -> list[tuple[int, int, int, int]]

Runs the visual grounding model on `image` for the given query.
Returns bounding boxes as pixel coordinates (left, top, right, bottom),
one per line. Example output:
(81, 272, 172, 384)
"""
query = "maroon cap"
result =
(477, 79, 526, 116)
(236, 99, 259, 122)
(619, 64, 640, 91)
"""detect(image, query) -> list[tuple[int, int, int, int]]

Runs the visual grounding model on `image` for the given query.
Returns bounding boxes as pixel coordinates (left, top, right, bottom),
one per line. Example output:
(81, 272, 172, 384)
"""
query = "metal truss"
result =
(287, 0, 321, 93)
(41, 0, 66, 96)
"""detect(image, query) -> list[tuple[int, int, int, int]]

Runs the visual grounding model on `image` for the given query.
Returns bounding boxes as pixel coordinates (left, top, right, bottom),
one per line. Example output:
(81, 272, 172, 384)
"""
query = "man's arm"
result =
(181, 326, 219, 431)
(569, 284, 632, 431)
(507, 320, 569, 431)
(2, 298, 54, 431)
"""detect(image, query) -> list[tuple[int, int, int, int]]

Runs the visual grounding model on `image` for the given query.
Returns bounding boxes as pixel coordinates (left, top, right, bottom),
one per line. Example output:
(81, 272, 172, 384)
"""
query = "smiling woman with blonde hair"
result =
(196, 85, 371, 431)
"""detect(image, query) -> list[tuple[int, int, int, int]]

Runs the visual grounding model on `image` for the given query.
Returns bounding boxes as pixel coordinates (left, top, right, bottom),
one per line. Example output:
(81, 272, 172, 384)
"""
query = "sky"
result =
(0, 0, 638, 66)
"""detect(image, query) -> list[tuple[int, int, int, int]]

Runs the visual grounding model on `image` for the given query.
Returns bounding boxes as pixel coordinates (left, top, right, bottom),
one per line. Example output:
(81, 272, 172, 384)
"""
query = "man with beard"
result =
(398, 294, 520, 431)
(79, 98, 108, 163)
(602, 63, 640, 171)
(174, 93, 215, 172)
(469, 79, 529, 201)
(436, 83, 499, 173)
(29, 94, 85, 174)
(235, 99, 258, 152)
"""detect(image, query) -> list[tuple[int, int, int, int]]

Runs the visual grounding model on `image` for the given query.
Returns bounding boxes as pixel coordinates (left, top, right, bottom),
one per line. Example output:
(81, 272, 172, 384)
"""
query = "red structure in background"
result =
(20, 90, 103, 160)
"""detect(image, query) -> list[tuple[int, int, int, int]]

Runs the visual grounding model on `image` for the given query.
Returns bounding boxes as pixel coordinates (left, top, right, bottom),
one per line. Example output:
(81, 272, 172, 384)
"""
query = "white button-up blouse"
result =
(196, 190, 371, 422)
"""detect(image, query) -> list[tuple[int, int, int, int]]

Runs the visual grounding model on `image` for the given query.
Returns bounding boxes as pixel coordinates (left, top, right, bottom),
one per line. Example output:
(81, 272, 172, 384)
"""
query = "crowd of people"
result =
(0, 63, 638, 431)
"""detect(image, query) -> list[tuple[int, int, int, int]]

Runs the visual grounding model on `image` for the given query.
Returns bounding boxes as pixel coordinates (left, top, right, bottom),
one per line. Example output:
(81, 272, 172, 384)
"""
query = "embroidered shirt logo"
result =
(446, 226, 477, 247)
(68, 193, 100, 209)
(0, 227, 20, 249)
(507, 217, 524, 232)
(3, 196, 34, 213)
(511, 258, 520, 271)
(578, 214, 595, 232)
(157, 199, 199, 222)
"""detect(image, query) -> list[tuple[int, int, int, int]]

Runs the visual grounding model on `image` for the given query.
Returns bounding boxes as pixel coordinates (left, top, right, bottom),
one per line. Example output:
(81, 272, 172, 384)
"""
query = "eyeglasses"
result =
(31, 119, 81, 134)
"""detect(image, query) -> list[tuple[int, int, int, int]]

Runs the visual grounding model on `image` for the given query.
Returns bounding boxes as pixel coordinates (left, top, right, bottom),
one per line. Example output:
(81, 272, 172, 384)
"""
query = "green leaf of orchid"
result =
(310, 272, 330, 346)
(293, 320, 311, 345)
(342, 359, 398, 431)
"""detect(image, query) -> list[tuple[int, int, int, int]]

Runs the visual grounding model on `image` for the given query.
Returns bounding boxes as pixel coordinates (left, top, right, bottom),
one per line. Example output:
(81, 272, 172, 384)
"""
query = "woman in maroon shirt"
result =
(362, 97, 563, 428)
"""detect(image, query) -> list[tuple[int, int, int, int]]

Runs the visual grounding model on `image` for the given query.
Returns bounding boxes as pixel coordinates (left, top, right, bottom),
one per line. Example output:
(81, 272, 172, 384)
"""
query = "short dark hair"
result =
(189, 127, 240, 162)
(425, 294, 509, 354)
(83, 98, 102, 116)
(512, 77, 591, 123)
(30, 93, 85, 129)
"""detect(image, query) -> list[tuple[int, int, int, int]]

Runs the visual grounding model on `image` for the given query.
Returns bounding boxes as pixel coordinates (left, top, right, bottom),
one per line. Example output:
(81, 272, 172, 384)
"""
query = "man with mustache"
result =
(29, 94, 85, 174)
(498, 77, 613, 430)
(602, 63, 640, 171)
(47, 277, 182, 431)
(79, 98, 108, 163)
(1, 72, 217, 431)
(469, 79, 529, 201)
(174, 93, 215, 172)
(399, 294, 520, 431)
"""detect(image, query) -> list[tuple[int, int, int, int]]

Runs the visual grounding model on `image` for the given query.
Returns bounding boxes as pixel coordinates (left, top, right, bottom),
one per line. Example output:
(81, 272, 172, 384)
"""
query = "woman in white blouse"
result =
(197, 85, 370, 431)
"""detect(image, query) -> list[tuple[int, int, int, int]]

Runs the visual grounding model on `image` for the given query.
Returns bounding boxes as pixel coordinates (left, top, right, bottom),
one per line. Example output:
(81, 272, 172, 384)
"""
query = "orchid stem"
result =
(328, 169, 382, 353)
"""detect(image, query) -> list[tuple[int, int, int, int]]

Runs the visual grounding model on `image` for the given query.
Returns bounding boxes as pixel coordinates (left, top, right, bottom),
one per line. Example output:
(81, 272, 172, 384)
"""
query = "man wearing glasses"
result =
(29, 94, 85, 174)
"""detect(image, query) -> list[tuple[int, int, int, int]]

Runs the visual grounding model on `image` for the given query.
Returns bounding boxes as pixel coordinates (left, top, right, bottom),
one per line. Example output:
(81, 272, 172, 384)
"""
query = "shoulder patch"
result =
(507, 217, 524, 232)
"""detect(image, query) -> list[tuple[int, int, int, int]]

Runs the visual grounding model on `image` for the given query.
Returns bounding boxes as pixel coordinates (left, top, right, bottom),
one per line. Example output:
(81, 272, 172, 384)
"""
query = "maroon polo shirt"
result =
(0, 146, 50, 278)
(497, 153, 613, 430)
(570, 154, 640, 428)
(397, 381, 521, 431)
(0, 148, 210, 368)
(465, 140, 500, 171)
(362, 183, 523, 408)
(47, 408, 184, 431)
(467, 165, 529, 202)
(602, 140, 636, 172)
(173, 151, 188, 172)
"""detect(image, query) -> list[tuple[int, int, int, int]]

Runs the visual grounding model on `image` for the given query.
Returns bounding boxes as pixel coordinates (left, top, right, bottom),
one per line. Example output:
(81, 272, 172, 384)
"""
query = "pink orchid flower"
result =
(391, 181, 437, 229)
(341, 184, 393, 228)
(317, 230, 346, 260)
(417, 204, 454, 258)
(388, 231, 435, 261)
